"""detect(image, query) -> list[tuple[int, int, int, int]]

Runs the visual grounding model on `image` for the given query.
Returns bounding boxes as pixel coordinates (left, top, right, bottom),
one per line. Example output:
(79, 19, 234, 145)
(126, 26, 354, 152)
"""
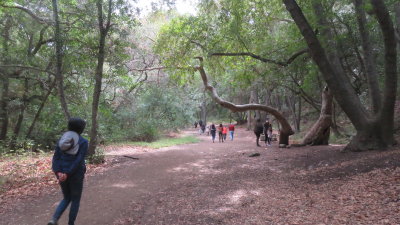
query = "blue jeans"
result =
(229, 131, 234, 140)
(52, 173, 84, 225)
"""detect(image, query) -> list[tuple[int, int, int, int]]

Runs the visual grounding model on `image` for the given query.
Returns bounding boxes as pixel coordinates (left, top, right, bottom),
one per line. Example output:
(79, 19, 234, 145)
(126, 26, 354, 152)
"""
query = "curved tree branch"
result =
(0, 3, 53, 25)
(210, 48, 309, 67)
(0, 65, 55, 75)
(194, 57, 294, 144)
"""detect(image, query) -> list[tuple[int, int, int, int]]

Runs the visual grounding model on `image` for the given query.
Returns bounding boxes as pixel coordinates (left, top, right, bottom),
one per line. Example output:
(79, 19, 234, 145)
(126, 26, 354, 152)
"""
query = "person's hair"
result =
(68, 117, 86, 134)
(219, 124, 223, 127)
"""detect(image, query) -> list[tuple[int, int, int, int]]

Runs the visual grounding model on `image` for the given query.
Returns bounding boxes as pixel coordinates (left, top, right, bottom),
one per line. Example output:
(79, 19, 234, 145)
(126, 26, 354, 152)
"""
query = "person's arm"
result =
(65, 140, 88, 176)
(52, 145, 62, 173)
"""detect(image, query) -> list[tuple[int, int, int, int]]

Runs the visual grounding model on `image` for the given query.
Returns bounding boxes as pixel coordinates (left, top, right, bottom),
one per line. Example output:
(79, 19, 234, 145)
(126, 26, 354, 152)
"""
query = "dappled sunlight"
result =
(228, 189, 246, 204)
(110, 182, 137, 189)
(225, 188, 263, 205)
(168, 159, 225, 175)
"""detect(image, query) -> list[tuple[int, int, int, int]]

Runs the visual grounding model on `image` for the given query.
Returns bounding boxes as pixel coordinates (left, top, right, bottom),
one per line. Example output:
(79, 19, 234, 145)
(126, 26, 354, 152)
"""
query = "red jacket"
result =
(222, 127, 228, 134)
(228, 124, 235, 131)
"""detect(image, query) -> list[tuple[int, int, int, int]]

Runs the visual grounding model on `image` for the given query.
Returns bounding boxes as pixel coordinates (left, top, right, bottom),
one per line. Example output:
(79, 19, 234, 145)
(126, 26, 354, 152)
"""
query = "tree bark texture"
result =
(88, 0, 112, 156)
(195, 57, 294, 145)
(52, 0, 70, 121)
(300, 87, 332, 146)
(283, 0, 397, 151)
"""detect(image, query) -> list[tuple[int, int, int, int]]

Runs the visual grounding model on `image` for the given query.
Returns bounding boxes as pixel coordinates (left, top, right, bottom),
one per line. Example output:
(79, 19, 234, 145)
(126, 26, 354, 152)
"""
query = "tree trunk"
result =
(300, 87, 332, 146)
(330, 101, 342, 137)
(0, 16, 12, 141)
(26, 79, 56, 138)
(246, 88, 257, 130)
(354, 0, 381, 113)
(195, 57, 294, 145)
(200, 91, 207, 125)
(0, 77, 9, 141)
(88, 0, 112, 156)
(10, 79, 29, 148)
(283, 0, 397, 151)
(296, 95, 301, 132)
(395, 3, 400, 46)
(52, 0, 70, 121)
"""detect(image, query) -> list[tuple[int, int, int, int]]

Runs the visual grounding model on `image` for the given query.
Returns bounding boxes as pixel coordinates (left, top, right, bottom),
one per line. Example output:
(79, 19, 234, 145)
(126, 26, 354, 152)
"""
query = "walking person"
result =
(48, 118, 88, 225)
(201, 124, 206, 134)
(267, 125, 273, 146)
(228, 123, 235, 141)
(222, 125, 228, 141)
(254, 119, 264, 147)
(263, 120, 272, 146)
(210, 123, 217, 143)
(218, 123, 224, 142)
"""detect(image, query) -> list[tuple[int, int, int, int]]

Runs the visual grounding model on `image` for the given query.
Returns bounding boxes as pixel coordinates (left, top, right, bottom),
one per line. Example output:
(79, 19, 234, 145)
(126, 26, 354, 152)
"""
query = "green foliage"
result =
(87, 146, 105, 164)
(127, 136, 199, 149)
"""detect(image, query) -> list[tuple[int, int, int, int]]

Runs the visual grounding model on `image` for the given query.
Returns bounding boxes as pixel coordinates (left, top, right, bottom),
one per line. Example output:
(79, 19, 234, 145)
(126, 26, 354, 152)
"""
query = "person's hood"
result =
(59, 131, 79, 155)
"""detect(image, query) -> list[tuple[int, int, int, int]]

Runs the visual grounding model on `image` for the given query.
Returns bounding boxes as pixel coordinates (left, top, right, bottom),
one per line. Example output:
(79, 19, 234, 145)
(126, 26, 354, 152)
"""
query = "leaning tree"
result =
(283, 0, 397, 151)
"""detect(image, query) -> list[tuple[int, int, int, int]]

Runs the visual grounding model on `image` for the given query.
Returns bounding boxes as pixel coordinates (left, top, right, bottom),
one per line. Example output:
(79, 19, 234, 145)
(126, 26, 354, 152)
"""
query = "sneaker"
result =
(48, 220, 58, 225)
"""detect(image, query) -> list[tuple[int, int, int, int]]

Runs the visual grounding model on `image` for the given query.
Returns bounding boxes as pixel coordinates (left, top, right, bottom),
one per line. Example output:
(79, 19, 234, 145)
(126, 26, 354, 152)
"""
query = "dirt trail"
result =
(0, 128, 256, 225)
(1, 127, 399, 225)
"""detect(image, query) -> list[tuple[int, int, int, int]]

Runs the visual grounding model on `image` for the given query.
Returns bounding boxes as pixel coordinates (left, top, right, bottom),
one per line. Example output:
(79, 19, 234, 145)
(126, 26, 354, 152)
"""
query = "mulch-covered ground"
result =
(113, 131, 400, 225)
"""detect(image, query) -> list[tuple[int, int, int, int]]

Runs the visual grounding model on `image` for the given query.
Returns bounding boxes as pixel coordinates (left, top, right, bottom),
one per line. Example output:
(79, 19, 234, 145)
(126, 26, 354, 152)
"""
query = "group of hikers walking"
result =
(209, 123, 235, 143)
(195, 118, 274, 147)
(195, 120, 235, 143)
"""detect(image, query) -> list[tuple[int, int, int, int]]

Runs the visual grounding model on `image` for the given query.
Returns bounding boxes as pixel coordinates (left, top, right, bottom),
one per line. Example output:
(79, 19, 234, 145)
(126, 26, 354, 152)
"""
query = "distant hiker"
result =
(218, 123, 224, 142)
(228, 123, 235, 141)
(198, 120, 203, 127)
(205, 125, 210, 136)
(268, 125, 273, 145)
(222, 126, 228, 141)
(194, 121, 198, 128)
(263, 120, 272, 146)
(48, 118, 88, 225)
(254, 119, 264, 147)
(210, 123, 217, 142)
(201, 124, 206, 134)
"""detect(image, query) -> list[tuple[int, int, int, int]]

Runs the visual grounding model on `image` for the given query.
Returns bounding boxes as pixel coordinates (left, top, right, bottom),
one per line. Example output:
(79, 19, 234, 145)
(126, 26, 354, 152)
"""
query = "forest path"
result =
(1, 127, 260, 225)
(2, 127, 400, 224)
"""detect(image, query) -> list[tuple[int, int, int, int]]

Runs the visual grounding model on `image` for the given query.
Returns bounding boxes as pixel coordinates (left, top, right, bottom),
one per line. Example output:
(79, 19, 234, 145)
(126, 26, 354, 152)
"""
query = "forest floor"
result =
(0, 127, 400, 225)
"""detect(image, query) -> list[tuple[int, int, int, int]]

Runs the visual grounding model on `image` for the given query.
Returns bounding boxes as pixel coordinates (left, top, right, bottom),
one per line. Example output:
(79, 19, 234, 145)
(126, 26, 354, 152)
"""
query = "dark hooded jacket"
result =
(52, 135, 88, 176)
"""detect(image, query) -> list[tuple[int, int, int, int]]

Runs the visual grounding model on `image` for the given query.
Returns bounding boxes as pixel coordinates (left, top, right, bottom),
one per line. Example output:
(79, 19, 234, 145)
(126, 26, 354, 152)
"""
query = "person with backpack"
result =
(48, 118, 88, 225)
